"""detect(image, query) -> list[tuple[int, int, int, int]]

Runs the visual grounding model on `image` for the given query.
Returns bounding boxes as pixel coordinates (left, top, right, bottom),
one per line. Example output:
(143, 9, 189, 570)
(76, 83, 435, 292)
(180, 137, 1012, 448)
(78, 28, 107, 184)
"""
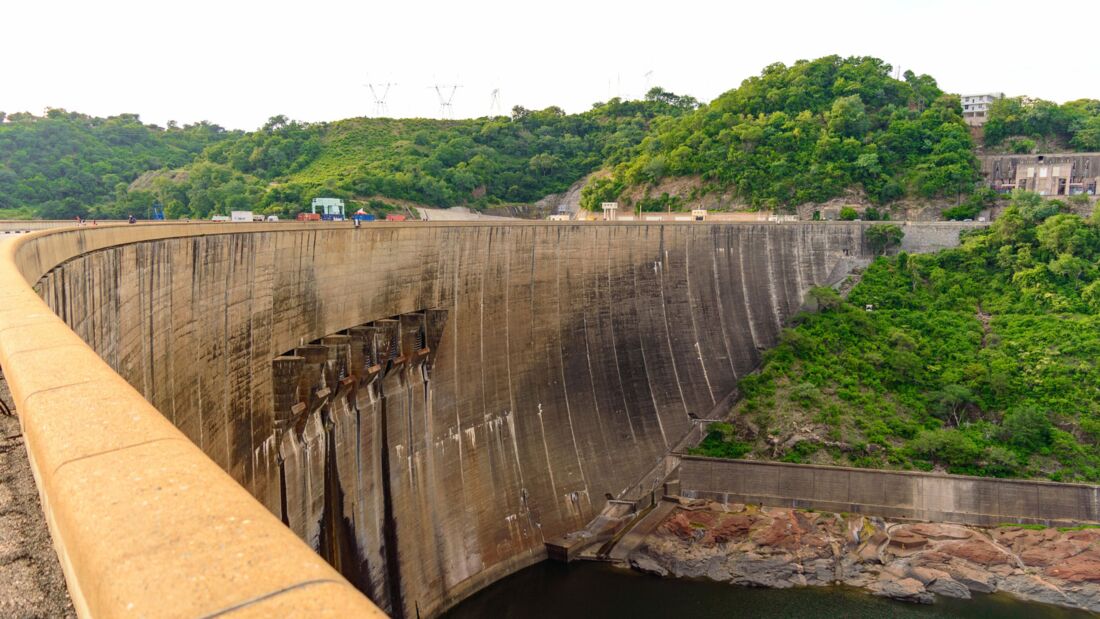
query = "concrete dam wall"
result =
(28, 221, 909, 617)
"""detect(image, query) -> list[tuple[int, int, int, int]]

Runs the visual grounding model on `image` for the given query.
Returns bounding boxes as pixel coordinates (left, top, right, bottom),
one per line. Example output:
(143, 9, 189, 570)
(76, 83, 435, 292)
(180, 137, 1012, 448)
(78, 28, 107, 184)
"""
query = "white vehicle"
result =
(230, 210, 254, 222)
(266, 215, 280, 222)
(211, 215, 230, 222)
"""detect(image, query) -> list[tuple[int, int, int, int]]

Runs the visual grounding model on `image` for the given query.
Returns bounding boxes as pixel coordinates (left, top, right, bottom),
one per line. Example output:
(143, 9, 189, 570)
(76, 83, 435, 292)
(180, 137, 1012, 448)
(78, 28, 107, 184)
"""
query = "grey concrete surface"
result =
(680, 457, 1100, 528)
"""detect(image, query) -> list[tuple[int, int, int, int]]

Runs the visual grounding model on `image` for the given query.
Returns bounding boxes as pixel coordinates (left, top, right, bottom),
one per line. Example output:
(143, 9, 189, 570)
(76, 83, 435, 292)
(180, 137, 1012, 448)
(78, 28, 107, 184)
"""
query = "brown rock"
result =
(660, 512, 696, 540)
(906, 523, 974, 541)
(944, 562, 997, 593)
(751, 511, 808, 552)
(889, 530, 928, 550)
(856, 531, 889, 563)
(1064, 529, 1100, 545)
(939, 539, 1014, 567)
(1046, 556, 1100, 583)
(708, 514, 753, 544)
(1020, 542, 1081, 567)
(909, 566, 951, 585)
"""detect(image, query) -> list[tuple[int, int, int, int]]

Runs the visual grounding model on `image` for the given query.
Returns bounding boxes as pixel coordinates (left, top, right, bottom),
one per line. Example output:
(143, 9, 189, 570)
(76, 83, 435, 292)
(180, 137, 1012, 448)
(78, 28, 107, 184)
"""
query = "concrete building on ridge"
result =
(962, 93, 1004, 127)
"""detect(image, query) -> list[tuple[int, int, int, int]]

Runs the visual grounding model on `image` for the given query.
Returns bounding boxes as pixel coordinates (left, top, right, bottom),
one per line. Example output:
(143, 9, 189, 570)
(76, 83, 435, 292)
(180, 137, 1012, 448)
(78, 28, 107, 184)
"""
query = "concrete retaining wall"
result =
(898, 222, 984, 253)
(680, 457, 1100, 527)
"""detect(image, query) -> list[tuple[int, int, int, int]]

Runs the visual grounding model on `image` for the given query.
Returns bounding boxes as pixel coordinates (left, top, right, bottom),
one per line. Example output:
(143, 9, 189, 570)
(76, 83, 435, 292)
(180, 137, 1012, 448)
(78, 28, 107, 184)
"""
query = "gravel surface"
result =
(0, 371, 75, 618)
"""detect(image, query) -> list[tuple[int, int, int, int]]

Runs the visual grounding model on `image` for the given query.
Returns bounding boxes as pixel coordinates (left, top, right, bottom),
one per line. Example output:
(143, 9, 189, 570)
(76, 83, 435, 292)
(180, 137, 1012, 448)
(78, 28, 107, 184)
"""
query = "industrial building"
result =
(979, 153, 1100, 197)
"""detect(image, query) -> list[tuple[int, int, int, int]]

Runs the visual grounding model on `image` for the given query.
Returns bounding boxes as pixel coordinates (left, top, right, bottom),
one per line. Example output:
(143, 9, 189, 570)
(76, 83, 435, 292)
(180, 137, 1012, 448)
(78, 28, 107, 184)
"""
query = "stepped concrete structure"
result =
(0, 221, 976, 618)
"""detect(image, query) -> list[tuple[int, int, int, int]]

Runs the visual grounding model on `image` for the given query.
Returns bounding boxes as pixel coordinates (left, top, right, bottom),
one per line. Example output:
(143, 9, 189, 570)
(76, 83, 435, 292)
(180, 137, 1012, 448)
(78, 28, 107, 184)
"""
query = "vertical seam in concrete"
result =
(555, 227, 590, 517)
(657, 229, 690, 422)
(223, 237, 232, 471)
(793, 224, 806, 306)
(684, 228, 715, 405)
(606, 227, 637, 444)
(166, 241, 177, 427)
(632, 255, 668, 451)
(737, 231, 760, 350)
(710, 226, 737, 379)
(451, 228, 464, 491)
(762, 227, 782, 335)
(530, 229, 560, 525)
(245, 235, 257, 495)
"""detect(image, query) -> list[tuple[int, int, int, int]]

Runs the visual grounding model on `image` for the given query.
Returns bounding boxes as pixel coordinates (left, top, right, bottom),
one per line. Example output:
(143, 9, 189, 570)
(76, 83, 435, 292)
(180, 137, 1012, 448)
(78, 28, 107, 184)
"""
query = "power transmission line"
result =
(430, 84, 462, 119)
(489, 88, 502, 117)
(364, 82, 396, 117)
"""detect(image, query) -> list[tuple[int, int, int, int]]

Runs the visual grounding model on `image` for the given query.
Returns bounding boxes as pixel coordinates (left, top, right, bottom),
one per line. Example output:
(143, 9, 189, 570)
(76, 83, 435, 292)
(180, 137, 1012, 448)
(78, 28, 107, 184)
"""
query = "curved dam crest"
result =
(27, 222, 959, 617)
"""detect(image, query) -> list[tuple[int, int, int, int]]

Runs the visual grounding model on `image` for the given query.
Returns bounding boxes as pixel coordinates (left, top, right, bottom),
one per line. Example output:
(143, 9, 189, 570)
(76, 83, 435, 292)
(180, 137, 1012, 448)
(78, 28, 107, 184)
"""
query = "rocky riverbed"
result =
(629, 499, 1100, 613)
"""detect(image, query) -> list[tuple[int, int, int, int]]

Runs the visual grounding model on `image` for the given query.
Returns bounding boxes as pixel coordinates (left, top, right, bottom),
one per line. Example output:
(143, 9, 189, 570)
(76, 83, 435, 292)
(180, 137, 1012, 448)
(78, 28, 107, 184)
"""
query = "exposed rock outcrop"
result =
(631, 502, 1100, 613)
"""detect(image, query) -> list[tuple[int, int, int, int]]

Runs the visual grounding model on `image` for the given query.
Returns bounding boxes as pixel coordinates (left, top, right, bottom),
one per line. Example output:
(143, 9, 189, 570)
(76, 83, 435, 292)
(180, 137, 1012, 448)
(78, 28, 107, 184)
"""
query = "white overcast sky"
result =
(3, 0, 1098, 130)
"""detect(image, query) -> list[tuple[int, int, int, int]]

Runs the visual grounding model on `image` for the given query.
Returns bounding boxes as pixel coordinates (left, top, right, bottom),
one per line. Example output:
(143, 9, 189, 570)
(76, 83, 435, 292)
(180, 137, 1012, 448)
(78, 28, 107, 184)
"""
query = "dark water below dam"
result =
(442, 561, 1095, 619)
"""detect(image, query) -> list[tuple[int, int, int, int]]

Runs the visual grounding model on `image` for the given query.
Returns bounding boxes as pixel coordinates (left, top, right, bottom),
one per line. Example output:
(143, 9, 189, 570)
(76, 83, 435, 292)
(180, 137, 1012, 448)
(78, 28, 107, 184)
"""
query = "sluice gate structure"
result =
(0, 221, 970, 617)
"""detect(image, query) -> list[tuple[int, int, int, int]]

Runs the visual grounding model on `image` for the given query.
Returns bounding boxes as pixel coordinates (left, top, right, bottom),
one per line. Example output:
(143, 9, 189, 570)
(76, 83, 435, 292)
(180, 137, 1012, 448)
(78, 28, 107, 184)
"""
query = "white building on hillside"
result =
(962, 93, 1005, 127)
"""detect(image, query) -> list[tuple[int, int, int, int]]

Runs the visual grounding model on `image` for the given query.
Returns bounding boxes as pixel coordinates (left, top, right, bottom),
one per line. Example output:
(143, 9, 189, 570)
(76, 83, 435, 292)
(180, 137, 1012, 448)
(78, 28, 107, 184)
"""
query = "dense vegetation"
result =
(582, 56, 979, 212)
(0, 110, 232, 219)
(694, 192, 1100, 482)
(984, 97, 1100, 152)
(145, 92, 696, 219)
(0, 92, 695, 219)
(3, 56, 991, 220)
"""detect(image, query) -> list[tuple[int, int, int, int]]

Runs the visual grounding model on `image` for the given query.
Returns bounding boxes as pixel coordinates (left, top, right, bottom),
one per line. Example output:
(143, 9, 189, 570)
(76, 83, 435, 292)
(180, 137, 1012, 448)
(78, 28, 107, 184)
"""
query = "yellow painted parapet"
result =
(0, 223, 385, 618)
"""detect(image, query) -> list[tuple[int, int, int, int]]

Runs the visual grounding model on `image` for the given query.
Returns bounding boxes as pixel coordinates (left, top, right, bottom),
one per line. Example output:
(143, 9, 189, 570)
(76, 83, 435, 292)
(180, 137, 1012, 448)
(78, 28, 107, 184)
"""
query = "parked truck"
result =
(230, 210, 254, 222)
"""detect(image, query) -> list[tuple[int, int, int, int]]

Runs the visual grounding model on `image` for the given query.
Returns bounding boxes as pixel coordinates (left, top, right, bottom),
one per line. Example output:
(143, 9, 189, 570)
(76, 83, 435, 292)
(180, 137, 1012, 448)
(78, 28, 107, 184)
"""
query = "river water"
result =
(442, 560, 1096, 619)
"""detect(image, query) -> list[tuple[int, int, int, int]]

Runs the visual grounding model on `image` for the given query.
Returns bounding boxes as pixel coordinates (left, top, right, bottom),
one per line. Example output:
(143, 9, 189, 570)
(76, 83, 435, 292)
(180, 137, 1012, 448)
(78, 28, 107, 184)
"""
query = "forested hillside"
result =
(0, 110, 233, 218)
(142, 92, 696, 219)
(0, 92, 694, 219)
(983, 97, 1100, 153)
(582, 56, 979, 212)
(695, 191, 1100, 482)
(1, 56, 1030, 219)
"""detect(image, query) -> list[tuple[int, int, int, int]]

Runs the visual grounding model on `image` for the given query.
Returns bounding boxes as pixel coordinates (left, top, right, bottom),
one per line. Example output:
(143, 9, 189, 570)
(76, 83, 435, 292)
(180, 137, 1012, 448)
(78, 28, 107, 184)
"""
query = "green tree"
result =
(1001, 406, 1054, 453)
(865, 223, 904, 255)
(828, 95, 870, 137)
(1071, 115, 1100, 150)
(929, 384, 977, 427)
